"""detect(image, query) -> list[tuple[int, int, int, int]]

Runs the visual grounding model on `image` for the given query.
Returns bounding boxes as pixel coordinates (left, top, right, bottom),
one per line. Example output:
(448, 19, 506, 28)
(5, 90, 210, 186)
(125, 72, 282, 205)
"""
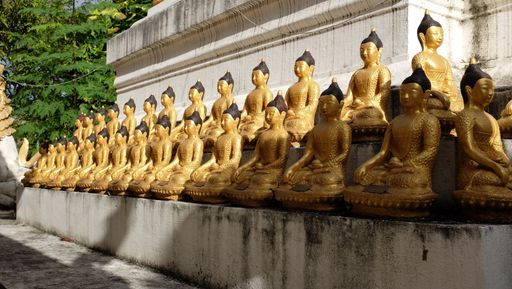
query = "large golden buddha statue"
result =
(238, 60, 273, 143)
(225, 91, 290, 207)
(94, 108, 107, 136)
(186, 103, 243, 203)
(412, 10, 463, 125)
(345, 68, 441, 218)
(128, 116, 173, 197)
(275, 79, 351, 211)
(90, 126, 130, 193)
(452, 60, 512, 222)
(141, 95, 158, 135)
(22, 141, 49, 187)
(201, 72, 235, 146)
(341, 29, 391, 139)
(109, 122, 151, 195)
(170, 81, 207, 143)
(159, 86, 177, 131)
(29, 141, 57, 188)
(46, 137, 80, 190)
(121, 98, 137, 142)
(151, 111, 204, 200)
(106, 104, 120, 146)
(285, 50, 320, 145)
(61, 134, 97, 191)
(76, 129, 111, 192)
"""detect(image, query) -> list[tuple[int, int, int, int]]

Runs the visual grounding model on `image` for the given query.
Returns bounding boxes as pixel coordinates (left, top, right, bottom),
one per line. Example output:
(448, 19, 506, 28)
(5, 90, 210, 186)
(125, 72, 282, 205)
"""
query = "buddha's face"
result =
(96, 113, 104, 122)
(467, 78, 494, 107)
(221, 114, 236, 131)
(39, 147, 47, 154)
(85, 117, 93, 126)
(75, 119, 82, 127)
(252, 70, 268, 86)
(134, 129, 145, 142)
(188, 88, 203, 102)
(124, 104, 134, 115)
(161, 94, 173, 106)
(143, 101, 152, 113)
(294, 61, 313, 78)
(48, 144, 56, 153)
(400, 83, 426, 109)
(360, 42, 380, 65)
(265, 106, 282, 125)
(85, 140, 94, 149)
(56, 143, 65, 152)
(97, 135, 106, 145)
(108, 109, 118, 119)
(319, 95, 340, 118)
(217, 80, 231, 95)
(423, 26, 443, 49)
(155, 124, 168, 137)
(66, 141, 75, 151)
(115, 133, 126, 145)
(184, 120, 200, 136)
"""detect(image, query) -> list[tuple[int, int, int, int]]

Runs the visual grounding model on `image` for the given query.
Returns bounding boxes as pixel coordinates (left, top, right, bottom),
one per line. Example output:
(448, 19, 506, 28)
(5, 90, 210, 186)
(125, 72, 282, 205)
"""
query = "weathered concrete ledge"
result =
(17, 188, 512, 289)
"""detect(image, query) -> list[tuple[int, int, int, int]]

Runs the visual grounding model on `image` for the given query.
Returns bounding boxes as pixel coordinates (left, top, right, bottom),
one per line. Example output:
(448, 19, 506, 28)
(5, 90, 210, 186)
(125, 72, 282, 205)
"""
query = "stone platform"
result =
(17, 188, 512, 289)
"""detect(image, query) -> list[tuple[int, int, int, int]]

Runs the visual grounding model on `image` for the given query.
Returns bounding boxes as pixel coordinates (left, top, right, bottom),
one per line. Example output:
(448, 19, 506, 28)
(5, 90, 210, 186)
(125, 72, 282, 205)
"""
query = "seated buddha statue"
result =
(90, 126, 130, 193)
(344, 68, 441, 218)
(151, 111, 204, 200)
(170, 81, 207, 143)
(452, 59, 512, 222)
(106, 104, 120, 146)
(122, 98, 137, 143)
(159, 86, 177, 132)
(341, 29, 391, 139)
(238, 60, 273, 143)
(224, 91, 290, 207)
(275, 79, 351, 211)
(141, 94, 158, 136)
(94, 108, 107, 136)
(109, 122, 151, 195)
(412, 10, 463, 127)
(129, 116, 173, 197)
(82, 112, 95, 142)
(497, 99, 512, 138)
(73, 115, 84, 143)
(201, 72, 235, 146)
(29, 141, 57, 188)
(39, 138, 67, 187)
(284, 50, 320, 145)
(186, 103, 243, 203)
(76, 129, 111, 192)
(61, 134, 97, 191)
(22, 141, 49, 187)
(46, 136, 80, 190)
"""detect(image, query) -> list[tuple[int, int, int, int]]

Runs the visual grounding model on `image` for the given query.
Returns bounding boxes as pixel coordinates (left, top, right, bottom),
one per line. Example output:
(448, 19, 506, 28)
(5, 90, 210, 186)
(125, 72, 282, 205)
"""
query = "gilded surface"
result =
(170, 84, 207, 143)
(200, 78, 234, 146)
(76, 134, 110, 191)
(90, 132, 129, 193)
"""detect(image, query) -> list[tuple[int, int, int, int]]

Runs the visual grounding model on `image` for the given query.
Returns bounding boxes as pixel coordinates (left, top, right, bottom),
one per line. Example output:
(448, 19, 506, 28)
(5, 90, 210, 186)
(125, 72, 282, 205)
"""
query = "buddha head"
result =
(461, 58, 493, 107)
(75, 115, 84, 128)
(115, 126, 129, 145)
(417, 10, 443, 50)
(123, 98, 136, 116)
(161, 86, 175, 107)
(360, 28, 383, 65)
(252, 60, 270, 86)
(155, 115, 171, 137)
(134, 121, 149, 142)
(97, 128, 109, 145)
(95, 108, 107, 123)
(400, 68, 431, 110)
(319, 77, 344, 118)
(85, 134, 96, 150)
(188, 80, 205, 102)
(222, 103, 241, 131)
(144, 95, 157, 114)
(48, 143, 56, 154)
(294, 49, 315, 78)
(67, 136, 79, 151)
(55, 138, 67, 152)
(266, 90, 288, 126)
(39, 140, 49, 155)
(184, 111, 202, 137)
(84, 111, 95, 126)
(108, 104, 120, 120)
(218, 71, 234, 95)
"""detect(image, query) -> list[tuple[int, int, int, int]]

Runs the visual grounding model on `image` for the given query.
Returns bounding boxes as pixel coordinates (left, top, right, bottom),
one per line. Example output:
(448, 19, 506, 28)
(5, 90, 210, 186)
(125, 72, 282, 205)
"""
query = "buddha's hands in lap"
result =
(386, 157, 403, 169)
(310, 160, 323, 170)
(354, 166, 368, 184)
(494, 164, 510, 184)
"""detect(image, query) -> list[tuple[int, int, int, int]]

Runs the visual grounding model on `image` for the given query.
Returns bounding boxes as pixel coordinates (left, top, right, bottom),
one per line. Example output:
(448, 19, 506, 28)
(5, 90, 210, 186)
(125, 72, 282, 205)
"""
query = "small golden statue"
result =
(452, 59, 512, 222)
(341, 29, 391, 140)
(225, 91, 290, 207)
(201, 72, 235, 146)
(186, 103, 243, 203)
(238, 60, 273, 143)
(109, 122, 151, 195)
(170, 81, 207, 143)
(122, 98, 137, 142)
(497, 100, 512, 138)
(275, 79, 351, 211)
(412, 10, 463, 129)
(159, 86, 177, 131)
(90, 126, 130, 193)
(81, 112, 95, 143)
(61, 134, 97, 191)
(94, 108, 107, 136)
(106, 104, 120, 146)
(46, 137, 80, 190)
(141, 95, 158, 135)
(76, 129, 111, 192)
(73, 115, 85, 143)
(22, 141, 50, 187)
(39, 138, 67, 187)
(345, 68, 441, 218)
(0, 64, 15, 139)
(151, 111, 204, 200)
(29, 141, 58, 188)
(284, 50, 320, 145)
(128, 116, 173, 197)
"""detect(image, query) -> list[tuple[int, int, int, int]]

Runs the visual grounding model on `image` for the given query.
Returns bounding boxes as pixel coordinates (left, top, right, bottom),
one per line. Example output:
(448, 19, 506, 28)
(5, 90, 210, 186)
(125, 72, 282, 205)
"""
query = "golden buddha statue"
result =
(109, 122, 151, 195)
(29, 141, 57, 188)
(284, 49, 320, 145)
(128, 116, 173, 197)
(186, 103, 243, 203)
(412, 10, 463, 126)
(46, 137, 80, 190)
(238, 60, 273, 143)
(90, 126, 130, 193)
(341, 29, 391, 139)
(73, 115, 85, 143)
(122, 98, 137, 142)
(106, 104, 120, 146)
(94, 108, 107, 136)
(201, 72, 235, 146)
(345, 68, 441, 218)
(170, 81, 207, 143)
(22, 141, 49, 187)
(159, 86, 177, 132)
(274, 79, 351, 211)
(141, 95, 158, 135)
(452, 60, 512, 222)
(151, 111, 204, 200)
(225, 91, 290, 207)
(39, 138, 67, 187)
(76, 129, 111, 192)
(82, 112, 95, 142)
(497, 99, 512, 138)
(61, 134, 97, 191)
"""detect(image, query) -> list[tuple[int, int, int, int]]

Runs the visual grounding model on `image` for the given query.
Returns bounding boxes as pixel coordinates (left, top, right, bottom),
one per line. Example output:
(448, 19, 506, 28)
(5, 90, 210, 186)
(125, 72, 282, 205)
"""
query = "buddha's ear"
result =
(377, 47, 383, 64)
(263, 73, 269, 83)
(465, 85, 473, 99)
(228, 83, 234, 91)
(309, 65, 315, 74)
(199, 91, 204, 99)
(280, 111, 287, 118)
(419, 32, 427, 49)
(423, 89, 431, 99)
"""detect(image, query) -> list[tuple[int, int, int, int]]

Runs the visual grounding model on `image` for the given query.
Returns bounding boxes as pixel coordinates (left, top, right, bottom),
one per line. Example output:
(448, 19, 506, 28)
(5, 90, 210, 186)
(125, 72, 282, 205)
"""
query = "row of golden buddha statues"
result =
(22, 11, 512, 222)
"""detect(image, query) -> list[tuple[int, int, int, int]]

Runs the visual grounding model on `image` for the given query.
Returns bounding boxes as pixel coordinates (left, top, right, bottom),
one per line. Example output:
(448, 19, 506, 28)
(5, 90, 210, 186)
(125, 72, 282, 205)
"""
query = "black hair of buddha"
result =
(402, 68, 431, 92)
(86, 133, 96, 144)
(70, 136, 79, 146)
(56, 137, 67, 146)
(98, 128, 109, 140)
(157, 115, 171, 128)
(117, 126, 129, 138)
(87, 111, 95, 121)
(110, 104, 120, 114)
(186, 111, 203, 125)
(219, 71, 234, 86)
(223, 103, 241, 120)
(267, 93, 288, 113)
(97, 108, 107, 117)
(191, 81, 205, 94)
(361, 30, 383, 49)
(125, 98, 136, 109)
(145, 94, 157, 107)
(321, 81, 344, 102)
(40, 140, 50, 151)
(296, 50, 315, 66)
(460, 63, 492, 103)
(162, 86, 175, 100)
(253, 60, 270, 76)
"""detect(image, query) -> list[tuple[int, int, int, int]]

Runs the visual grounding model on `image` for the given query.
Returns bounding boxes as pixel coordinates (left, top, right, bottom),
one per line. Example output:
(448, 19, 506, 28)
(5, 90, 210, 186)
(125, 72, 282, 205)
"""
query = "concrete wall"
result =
(16, 188, 512, 289)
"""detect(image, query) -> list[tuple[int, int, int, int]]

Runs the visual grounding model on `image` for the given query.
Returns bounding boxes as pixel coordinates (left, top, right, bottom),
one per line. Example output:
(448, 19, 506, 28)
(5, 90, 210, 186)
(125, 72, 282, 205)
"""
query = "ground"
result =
(0, 219, 201, 289)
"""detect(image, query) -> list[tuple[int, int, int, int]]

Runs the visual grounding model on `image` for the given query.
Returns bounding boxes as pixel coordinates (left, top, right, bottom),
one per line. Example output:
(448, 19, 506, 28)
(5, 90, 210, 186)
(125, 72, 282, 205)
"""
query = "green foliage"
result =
(0, 0, 151, 149)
